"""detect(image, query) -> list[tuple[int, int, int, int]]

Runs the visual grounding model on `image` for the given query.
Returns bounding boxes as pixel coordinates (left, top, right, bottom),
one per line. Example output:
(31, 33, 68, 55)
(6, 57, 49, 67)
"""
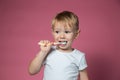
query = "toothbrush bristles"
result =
(54, 42, 66, 45)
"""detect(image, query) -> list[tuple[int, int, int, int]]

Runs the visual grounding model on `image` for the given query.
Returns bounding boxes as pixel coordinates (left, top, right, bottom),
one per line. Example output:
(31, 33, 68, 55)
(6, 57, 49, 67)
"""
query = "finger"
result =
(38, 40, 51, 46)
(38, 40, 44, 45)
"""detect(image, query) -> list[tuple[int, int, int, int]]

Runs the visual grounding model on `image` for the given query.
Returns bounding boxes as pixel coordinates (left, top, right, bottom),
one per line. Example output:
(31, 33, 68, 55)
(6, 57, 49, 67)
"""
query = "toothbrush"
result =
(38, 41, 67, 45)
(53, 42, 66, 45)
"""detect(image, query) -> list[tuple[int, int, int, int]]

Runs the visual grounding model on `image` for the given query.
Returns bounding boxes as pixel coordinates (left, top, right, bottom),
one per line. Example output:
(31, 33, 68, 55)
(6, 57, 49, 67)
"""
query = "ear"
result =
(74, 29, 80, 39)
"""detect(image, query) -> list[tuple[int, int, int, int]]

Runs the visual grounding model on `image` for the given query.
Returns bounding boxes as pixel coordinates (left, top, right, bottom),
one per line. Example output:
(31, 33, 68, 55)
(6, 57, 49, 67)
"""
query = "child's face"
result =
(52, 22, 79, 52)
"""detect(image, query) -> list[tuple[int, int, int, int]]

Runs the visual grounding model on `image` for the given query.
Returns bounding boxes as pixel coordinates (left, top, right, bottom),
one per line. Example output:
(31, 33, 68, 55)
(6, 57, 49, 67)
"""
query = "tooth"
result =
(60, 41, 66, 44)
(54, 41, 67, 45)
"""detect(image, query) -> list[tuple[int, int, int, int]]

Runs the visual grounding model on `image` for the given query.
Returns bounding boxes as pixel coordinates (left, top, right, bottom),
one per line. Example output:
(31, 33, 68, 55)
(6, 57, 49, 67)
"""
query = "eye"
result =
(55, 31, 59, 34)
(65, 31, 71, 33)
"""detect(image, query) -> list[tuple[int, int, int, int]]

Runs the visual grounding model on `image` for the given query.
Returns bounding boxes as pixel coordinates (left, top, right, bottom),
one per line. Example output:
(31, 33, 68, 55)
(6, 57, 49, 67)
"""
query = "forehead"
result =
(52, 21, 73, 30)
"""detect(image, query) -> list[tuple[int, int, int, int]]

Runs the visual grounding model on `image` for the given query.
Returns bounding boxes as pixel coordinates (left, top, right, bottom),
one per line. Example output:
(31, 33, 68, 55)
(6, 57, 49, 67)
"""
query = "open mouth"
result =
(59, 41, 67, 45)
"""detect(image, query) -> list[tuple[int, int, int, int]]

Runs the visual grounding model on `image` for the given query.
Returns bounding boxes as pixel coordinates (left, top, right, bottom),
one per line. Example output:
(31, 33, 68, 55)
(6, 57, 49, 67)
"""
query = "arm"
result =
(79, 69, 89, 80)
(28, 40, 52, 75)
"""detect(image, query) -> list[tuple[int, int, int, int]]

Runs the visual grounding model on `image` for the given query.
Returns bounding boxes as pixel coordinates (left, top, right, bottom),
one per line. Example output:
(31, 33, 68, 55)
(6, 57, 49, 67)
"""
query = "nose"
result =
(59, 33, 65, 38)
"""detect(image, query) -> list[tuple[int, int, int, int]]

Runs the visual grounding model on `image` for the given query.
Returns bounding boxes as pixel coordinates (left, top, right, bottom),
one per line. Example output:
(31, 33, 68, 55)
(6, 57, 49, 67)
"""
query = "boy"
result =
(28, 11, 89, 80)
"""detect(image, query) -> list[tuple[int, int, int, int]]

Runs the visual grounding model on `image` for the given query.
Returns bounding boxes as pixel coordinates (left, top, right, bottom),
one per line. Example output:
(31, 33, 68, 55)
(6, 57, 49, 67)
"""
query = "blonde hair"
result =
(51, 11, 79, 32)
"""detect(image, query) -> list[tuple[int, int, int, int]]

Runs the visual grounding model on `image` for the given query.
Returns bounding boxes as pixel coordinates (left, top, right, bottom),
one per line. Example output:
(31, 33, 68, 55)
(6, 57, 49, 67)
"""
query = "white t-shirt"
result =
(43, 48, 87, 80)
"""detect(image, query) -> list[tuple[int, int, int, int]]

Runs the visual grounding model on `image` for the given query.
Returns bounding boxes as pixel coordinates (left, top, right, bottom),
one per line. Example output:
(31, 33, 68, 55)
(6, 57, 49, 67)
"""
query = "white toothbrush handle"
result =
(38, 42, 66, 45)
(38, 42, 58, 45)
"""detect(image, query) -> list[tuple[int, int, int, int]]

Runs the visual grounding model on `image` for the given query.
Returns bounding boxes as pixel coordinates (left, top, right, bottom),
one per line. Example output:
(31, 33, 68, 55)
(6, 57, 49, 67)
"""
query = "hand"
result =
(38, 40, 52, 54)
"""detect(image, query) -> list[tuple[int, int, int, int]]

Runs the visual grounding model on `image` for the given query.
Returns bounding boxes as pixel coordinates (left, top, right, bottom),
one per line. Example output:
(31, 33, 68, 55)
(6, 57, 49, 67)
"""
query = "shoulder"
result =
(73, 49, 85, 57)
(69, 49, 86, 61)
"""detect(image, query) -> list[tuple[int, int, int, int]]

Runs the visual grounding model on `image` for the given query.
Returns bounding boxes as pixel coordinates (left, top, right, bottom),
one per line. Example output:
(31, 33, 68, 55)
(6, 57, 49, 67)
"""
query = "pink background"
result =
(0, 0, 120, 80)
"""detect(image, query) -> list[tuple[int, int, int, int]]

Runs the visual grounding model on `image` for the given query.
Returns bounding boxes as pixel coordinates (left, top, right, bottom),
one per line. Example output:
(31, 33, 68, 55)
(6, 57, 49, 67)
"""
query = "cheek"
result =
(72, 33, 77, 39)
(53, 34, 59, 40)
(67, 35, 75, 41)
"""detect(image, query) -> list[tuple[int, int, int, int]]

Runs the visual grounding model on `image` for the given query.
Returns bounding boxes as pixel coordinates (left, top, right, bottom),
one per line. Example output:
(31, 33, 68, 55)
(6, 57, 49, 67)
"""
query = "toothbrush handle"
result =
(38, 42, 57, 45)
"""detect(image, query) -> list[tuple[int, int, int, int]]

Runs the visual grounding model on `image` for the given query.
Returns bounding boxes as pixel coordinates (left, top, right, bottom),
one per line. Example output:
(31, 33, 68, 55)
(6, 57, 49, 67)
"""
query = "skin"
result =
(28, 22, 89, 80)
(52, 22, 78, 52)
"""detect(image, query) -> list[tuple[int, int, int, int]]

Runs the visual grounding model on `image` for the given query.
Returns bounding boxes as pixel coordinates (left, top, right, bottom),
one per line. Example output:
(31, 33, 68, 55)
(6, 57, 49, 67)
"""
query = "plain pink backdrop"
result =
(0, 0, 120, 80)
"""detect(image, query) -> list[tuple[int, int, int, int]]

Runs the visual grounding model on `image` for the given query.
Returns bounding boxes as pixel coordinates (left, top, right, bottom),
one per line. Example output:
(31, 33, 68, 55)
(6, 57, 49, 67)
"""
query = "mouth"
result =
(58, 41, 67, 45)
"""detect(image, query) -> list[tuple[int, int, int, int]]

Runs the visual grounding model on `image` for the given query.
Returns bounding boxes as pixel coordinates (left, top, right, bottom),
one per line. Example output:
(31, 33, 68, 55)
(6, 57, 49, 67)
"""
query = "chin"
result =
(58, 46, 70, 50)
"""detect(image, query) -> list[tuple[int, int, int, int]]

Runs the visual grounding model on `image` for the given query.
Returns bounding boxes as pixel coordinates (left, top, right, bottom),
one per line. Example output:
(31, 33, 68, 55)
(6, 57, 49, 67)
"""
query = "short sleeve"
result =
(79, 54, 88, 70)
